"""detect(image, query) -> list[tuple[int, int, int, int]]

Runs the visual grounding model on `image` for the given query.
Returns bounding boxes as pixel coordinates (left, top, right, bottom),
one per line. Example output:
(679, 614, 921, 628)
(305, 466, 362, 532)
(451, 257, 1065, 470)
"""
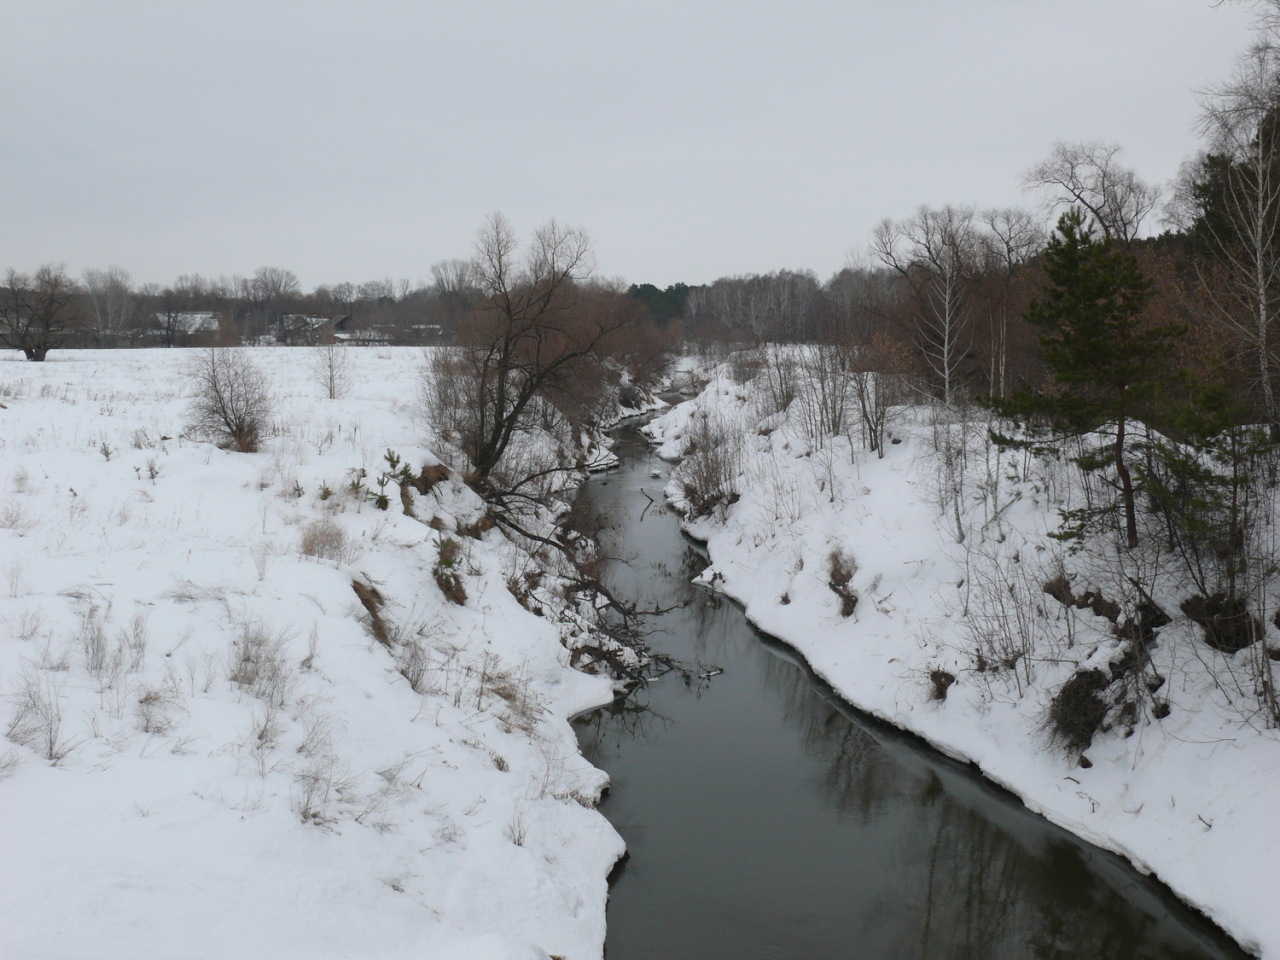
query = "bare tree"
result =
(420, 214, 630, 502)
(309, 341, 352, 399)
(709, 275, 771, 340)
(794, 343, 849, 445)
(142, 274, 220, 347)
(976, 207, 1044, 398)
(322, 281, 357, 317)
(824, 259, 913, 456)
(1184, 39, 1280, 431)
(430, 258, 481, 336)
(430, 258, 478, 298)
(679, 270, 822, 342)
(849, 332, 915, 458)
(825, 259, 897, 345)
(872, 204, 979, 407)
(82, 266, 133, 347)
(766, 269, 823, 341)
(173, 273, 209, 304)
(185, 348, 273, 452)
(357, 278, 396, 303)
(252, 266, 300, 306)
(0, 264, 79, 361)
(1024, 140, 1160, 244)
(248, 266, 300, 341)
(1222, 0, 1280, 35)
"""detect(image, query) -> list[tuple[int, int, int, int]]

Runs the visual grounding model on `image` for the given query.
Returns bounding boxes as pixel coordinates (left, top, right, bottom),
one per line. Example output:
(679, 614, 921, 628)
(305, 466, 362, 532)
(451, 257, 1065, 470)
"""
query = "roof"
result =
(159, 311, 220, 334)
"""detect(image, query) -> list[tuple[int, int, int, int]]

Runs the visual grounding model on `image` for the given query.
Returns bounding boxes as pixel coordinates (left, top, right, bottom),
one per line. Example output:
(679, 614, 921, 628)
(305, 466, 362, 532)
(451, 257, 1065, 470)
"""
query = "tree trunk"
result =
(1114, 415, 1139, 548)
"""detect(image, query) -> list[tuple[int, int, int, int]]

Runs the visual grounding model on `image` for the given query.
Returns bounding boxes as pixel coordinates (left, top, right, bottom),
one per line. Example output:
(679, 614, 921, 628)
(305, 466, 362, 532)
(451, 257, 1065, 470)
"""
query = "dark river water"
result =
(572, 421, 1250, 960)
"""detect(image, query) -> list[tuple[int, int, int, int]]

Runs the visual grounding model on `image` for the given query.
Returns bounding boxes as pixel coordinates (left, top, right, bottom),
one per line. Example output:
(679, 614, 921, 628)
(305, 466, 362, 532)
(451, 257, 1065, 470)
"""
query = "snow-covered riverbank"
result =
(646, 361, 1280, 959)
(0, 348, 624, 960)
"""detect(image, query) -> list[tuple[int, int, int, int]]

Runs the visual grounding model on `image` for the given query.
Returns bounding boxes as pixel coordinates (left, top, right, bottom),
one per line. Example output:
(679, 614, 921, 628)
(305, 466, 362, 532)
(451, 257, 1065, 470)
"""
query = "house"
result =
(143, 311, 224, 346)
(334, 322, 394, 346)
(275, 315, 351, 345)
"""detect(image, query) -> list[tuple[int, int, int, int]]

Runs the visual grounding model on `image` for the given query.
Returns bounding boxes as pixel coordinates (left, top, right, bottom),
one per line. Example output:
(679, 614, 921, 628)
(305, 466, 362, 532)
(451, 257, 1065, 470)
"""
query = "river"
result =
(573, 421, 1250, 960)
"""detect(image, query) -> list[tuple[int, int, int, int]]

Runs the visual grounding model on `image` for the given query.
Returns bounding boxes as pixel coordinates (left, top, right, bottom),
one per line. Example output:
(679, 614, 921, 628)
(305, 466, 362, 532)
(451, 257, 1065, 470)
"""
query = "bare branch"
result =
(1024, 140, 1160, 243)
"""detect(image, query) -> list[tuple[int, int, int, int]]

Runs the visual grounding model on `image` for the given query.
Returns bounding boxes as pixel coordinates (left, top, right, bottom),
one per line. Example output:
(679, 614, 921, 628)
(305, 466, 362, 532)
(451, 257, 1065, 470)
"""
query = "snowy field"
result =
(0, 348, 624, 960)
(648, 358, 1280, 959)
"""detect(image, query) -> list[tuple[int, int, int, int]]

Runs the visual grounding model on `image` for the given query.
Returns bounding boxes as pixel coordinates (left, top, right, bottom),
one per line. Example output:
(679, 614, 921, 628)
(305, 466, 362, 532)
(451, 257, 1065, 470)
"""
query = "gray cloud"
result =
(0, 0, 1259, 289)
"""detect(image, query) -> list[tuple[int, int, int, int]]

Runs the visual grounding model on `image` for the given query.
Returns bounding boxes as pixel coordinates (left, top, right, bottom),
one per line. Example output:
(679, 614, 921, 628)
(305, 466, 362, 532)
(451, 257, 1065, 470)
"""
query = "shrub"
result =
(434, 538, 467, 604)
(6, 671, 76, 763)
(1043, 669, 1109, 756)
(299, 518, 350, 564)
(397, 640, 431, 694)
(135, 685, 180, 734)
(828, 550, 858, 617)
(756, 346, 796, 415)
(227, 619, 293, 706)
(726, 347, 765, 386)
(1181, 593, 1260, 653)
(674, 412, 741, 519)
(186, 348, 273, 453)
(293, 754, 355, 826)
(929, 669, 956, 701)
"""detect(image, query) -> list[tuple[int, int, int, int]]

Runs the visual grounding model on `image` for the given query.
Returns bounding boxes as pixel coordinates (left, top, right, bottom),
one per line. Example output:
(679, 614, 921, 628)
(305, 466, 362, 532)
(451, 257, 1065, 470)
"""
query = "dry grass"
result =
(227, 618, 294, 707)
(397, 640, 431, 694)
(299, 518, 354, 564)
(135, 685, 182, 734)
(504, 808, 528, 846)
(293, 753, 356, 826)
(6, 671, 78, 763)
(352, 579, 389, 646)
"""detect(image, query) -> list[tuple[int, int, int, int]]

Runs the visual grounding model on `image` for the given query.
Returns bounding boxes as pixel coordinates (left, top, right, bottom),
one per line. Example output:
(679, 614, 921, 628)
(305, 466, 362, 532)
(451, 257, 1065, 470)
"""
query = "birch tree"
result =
(1184, 39, 1280, 433)
(82, 266, 133, 346)
(976, 208, 1043, 399)
(872, 204, 978, 407)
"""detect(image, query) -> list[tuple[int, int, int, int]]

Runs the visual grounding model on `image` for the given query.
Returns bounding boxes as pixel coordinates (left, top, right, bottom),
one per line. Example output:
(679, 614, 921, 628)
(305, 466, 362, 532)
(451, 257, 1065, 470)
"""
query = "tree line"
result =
(0, 261, 505, 359)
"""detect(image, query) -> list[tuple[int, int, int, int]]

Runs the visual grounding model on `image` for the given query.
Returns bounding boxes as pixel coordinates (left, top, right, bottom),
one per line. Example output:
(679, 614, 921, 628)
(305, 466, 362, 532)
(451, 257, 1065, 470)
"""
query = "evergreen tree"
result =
(626, 282, 690, 328)
(1141, 376, 1267, 610)
(991, 209, 1178, 548)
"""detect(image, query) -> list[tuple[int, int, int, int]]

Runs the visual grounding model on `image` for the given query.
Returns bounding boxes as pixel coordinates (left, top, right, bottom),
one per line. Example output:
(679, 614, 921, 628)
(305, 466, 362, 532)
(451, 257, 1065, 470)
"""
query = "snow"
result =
(0, 348, 624, 960)
(646, 357, 1280, 959)
(6, 343, 1274, 957)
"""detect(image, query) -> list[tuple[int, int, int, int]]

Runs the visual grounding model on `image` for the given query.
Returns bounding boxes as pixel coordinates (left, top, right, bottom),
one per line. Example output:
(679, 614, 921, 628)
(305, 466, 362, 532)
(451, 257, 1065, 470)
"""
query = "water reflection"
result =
(577, 690, 676, 758)
(574, 425, 1247, 960)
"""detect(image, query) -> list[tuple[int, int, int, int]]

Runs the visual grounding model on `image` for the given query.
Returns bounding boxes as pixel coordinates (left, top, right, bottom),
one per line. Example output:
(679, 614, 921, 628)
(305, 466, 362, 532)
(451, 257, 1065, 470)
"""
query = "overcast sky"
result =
(0, 1, 1263, 291)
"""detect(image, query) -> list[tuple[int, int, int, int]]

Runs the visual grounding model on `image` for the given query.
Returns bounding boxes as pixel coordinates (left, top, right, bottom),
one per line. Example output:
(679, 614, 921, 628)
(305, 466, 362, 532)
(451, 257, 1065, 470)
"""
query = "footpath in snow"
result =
(646, 359, 1280, 960)
(0, 348, 624, 960)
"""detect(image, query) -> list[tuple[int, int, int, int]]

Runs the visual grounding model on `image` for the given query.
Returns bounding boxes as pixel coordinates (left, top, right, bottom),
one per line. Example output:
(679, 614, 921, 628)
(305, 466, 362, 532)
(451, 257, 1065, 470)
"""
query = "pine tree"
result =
(991, 209, 1178, 548)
